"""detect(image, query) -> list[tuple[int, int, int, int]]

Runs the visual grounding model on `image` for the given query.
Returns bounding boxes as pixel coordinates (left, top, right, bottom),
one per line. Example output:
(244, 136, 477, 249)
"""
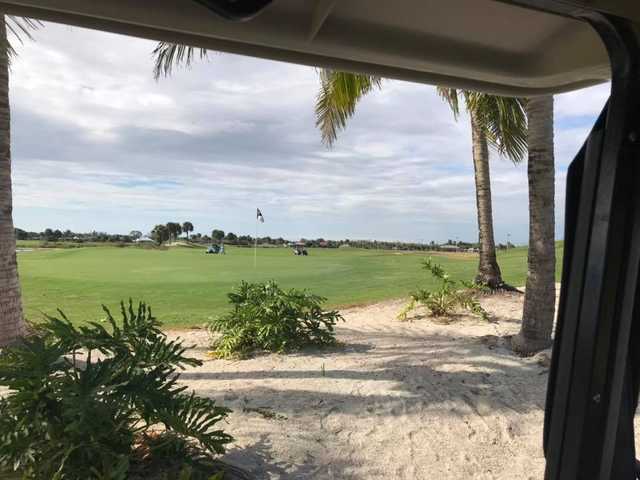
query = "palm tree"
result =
(182, 221, 194, 240)
(316, 71, 526, 288)
(512, 95, 555, 354)
(0, 15, 40, 346)
(165, 222, 182, 243)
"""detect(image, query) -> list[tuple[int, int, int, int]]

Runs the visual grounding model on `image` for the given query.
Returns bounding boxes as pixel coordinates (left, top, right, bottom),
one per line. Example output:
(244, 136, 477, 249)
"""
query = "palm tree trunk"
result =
(0, 17, 25, 346)
(512, 95, 555, 355)
(470, 112, 503, 288)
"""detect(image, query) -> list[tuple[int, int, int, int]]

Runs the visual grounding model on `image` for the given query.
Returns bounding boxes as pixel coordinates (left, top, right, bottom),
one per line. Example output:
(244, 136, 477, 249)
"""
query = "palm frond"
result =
(4, 16, 42, 59)
(152, 42, 209, 80)
(436, 87, 461, 119)
(466, 92, 527, 163)
(314, 69, 382, 146)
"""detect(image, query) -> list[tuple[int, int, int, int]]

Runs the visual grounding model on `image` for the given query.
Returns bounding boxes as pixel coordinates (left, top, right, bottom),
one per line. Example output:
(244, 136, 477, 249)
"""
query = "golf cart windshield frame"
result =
(1, 0, 638, 478)
(506, 3, 640, 479)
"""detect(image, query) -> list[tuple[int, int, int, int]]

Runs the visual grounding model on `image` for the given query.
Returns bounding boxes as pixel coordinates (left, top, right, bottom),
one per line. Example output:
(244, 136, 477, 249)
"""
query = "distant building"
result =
(135, 236, 155, 244)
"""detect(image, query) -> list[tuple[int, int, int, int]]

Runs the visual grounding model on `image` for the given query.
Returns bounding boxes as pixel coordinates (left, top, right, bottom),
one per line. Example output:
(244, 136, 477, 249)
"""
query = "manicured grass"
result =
(17, 244, 563, 328)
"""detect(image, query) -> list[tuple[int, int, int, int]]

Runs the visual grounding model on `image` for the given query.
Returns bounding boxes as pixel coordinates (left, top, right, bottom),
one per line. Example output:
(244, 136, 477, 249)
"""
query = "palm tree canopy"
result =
(316, 70, 527, 163)
(315, 70, 382, 147)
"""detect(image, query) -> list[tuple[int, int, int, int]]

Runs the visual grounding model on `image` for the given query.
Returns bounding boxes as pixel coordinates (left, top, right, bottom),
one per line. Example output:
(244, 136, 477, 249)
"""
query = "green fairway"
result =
(17, 244, 563, 328)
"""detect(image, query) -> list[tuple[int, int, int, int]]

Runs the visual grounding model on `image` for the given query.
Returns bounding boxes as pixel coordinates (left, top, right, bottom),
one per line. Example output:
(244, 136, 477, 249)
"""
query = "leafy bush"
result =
(0, 301, 232, 480)
(398, 258, 490, 322)
(209, 281, 343, 358)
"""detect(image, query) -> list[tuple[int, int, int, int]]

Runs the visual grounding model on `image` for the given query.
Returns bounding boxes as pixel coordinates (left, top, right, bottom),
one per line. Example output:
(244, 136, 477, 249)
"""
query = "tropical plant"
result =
(0, 300, 232, 480)
(0, 15, 41, 346)
(182, 221, 194, 240)
(512, 95, 556, 355)
(398, 257, 489, 322)
(209, 280, 343, 358)
(315, 70, 526, 288)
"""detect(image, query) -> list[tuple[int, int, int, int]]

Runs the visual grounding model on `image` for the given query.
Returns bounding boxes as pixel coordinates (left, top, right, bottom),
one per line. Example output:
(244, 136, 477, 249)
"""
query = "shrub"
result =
(0, 301, 232, 480)
(398, 258, 490, 322)
(209, 281, 343, 358)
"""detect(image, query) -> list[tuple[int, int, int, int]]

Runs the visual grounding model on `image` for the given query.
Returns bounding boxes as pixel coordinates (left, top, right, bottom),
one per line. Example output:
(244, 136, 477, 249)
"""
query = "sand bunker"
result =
(168, 291, 573, 479)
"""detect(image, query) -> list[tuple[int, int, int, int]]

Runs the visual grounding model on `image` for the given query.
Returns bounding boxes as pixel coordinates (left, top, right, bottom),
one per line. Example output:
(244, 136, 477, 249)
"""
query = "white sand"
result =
(170, 292, 559, 479)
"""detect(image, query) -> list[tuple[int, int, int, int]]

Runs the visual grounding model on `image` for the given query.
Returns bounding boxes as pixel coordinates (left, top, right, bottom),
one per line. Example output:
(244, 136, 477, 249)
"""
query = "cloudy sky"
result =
(10, 22, 610, 244)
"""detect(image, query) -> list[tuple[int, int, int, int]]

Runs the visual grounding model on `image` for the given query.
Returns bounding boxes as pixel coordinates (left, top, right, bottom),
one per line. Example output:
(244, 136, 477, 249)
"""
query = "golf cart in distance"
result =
(4, 0, 640, 478)
(292, 242, 308, 256)
(206, 244, 225, 254)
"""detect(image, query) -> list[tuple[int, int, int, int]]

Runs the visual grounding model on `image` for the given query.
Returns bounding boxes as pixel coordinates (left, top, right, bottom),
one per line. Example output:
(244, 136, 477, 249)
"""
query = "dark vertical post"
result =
(543, 13, 640, 480)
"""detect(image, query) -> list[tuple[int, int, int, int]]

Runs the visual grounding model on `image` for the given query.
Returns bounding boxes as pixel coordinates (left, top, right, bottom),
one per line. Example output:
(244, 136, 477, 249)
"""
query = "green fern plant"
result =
(209, 281, 343, 358)
(398, 258, 490, 322)
(0, 301, 232, 480)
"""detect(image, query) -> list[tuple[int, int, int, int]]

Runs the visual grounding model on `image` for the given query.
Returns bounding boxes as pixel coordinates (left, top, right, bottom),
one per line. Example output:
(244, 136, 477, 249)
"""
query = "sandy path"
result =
(170, 292, 553, 479)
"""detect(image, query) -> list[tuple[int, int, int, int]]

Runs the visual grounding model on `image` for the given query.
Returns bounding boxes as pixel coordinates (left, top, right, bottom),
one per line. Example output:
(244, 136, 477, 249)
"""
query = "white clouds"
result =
(9, 22, 609, 243)
(555, 83, 609, 118)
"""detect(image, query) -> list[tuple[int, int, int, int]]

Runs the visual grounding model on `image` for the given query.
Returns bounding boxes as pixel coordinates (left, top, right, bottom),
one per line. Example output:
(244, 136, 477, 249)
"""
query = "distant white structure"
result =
(135, 236, 155, 244)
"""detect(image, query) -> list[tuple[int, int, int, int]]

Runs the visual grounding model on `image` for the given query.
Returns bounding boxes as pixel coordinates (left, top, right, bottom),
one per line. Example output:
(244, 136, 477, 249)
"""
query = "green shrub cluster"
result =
(398, 258, 490, 322)
(209, 281, 343, 358)
(0, 301, 232, 480)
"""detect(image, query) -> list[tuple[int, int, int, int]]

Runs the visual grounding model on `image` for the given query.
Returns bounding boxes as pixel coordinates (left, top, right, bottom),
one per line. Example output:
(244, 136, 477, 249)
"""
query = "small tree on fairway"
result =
(182, 221, 194, 240)
(151, 224, 170, 245)
(129, 230, 142, 240)
(211, 229, 225, 242)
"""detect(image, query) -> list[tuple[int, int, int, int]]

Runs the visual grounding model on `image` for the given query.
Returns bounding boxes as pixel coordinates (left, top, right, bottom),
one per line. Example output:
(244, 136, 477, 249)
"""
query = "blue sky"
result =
(10, 22, 609, 244)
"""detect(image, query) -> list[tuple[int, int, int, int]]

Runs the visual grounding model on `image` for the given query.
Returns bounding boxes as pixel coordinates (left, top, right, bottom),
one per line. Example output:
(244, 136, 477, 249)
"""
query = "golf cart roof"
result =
(1, 0, 635, 96)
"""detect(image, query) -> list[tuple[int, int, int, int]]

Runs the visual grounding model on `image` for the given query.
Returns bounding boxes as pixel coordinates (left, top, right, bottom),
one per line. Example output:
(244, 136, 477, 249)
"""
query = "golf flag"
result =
(257, 208, 264, 223)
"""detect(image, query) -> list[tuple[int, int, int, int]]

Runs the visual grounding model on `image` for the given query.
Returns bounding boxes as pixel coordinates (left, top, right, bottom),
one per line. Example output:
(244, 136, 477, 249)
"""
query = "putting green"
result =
(17, 244, 562, 327)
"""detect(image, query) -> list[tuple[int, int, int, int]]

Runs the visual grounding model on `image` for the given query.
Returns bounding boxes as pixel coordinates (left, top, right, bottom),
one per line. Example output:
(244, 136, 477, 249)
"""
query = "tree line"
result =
(18, 225, 494, 252)
(15, 228, 135, 243)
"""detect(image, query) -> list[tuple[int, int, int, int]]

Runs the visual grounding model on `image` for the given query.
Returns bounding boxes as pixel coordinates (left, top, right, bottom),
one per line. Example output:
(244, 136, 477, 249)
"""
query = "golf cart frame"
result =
(1, 0, 640, 478)
(506, 6, 640, 479)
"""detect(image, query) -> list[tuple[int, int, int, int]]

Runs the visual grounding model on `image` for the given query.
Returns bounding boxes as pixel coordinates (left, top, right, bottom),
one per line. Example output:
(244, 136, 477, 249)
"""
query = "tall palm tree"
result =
(512, 95, 555, 354)
(0, 15, 40, 346)
(316, 71, 527, 288)
(182, 221, 194, 240)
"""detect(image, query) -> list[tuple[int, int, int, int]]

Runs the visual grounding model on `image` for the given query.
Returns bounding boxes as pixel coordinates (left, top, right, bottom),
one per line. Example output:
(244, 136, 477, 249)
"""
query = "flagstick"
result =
(254, 215, 258, 268)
